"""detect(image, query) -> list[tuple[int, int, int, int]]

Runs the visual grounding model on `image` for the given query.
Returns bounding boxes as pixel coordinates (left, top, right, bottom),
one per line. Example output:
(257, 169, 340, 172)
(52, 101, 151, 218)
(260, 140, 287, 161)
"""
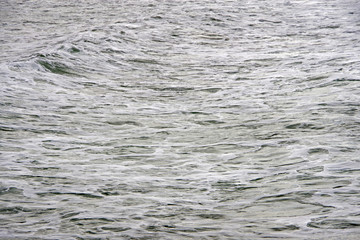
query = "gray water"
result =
(1, 0, 360, 239)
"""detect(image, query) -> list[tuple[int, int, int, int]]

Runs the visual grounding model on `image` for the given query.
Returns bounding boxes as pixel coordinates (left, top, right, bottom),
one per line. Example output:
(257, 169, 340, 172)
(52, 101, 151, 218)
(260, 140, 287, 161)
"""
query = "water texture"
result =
(1, 0, 360, 239)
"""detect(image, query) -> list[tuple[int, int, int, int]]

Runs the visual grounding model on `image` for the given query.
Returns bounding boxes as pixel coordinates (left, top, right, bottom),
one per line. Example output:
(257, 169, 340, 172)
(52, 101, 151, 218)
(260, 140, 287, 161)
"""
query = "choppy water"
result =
(1, 0, 360, 239)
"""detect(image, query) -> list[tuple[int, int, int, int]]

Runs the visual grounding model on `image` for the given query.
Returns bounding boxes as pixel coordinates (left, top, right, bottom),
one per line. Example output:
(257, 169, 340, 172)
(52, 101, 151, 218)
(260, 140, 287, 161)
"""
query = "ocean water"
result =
(1, 0, 360, 239)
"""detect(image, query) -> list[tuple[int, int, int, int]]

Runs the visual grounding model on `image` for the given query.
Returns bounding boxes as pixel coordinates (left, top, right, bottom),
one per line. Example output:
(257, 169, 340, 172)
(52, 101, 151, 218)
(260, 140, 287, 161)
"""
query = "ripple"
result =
(308, 218, 360, 229)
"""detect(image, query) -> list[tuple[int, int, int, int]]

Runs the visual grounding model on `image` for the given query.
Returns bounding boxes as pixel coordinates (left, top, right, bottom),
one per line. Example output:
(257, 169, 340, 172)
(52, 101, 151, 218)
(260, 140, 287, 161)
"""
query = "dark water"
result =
(1, 0, 360, 239)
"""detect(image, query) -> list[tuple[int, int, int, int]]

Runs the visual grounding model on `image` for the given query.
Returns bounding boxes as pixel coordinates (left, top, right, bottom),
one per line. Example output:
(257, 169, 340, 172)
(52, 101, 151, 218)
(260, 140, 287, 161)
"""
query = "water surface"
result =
(1, 0, 360, 239)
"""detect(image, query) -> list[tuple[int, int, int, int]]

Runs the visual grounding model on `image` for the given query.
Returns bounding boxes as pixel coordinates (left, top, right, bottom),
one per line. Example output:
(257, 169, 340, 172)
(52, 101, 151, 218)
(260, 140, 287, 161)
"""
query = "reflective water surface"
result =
(1, 0, 360, 239)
